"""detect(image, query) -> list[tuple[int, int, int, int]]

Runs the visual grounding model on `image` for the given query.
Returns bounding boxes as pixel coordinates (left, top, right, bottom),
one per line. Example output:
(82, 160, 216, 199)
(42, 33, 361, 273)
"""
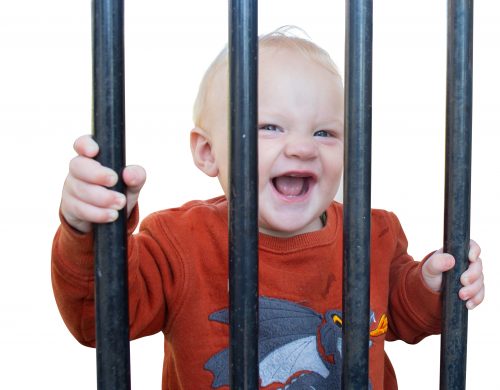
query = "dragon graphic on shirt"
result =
(204, 296, 388, 389)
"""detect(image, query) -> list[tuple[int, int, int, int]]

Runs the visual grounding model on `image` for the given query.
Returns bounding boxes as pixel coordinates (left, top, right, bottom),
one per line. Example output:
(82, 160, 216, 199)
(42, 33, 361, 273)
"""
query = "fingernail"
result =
(108, 210, 118, 221)
(466, 301, 475, 310)
(88, 142, 99, 154)
(114, 195, 126, 209)
(107, 174, 118, 186)
(468, 247, 479, 260)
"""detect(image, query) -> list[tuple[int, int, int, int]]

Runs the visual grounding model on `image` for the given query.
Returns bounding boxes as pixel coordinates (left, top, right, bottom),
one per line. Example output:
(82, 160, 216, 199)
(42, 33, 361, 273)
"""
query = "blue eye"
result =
(259, 124, 280, 132)
(314, 130, 331, 137)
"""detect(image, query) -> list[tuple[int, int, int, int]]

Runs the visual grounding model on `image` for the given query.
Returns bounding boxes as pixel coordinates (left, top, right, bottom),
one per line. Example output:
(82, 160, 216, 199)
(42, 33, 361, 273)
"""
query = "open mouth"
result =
(272, 174, 314, 197)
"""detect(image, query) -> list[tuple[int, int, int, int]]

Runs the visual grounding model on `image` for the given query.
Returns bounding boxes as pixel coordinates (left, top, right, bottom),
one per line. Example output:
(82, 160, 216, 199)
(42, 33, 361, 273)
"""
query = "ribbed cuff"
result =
(55, 205, 140, 276)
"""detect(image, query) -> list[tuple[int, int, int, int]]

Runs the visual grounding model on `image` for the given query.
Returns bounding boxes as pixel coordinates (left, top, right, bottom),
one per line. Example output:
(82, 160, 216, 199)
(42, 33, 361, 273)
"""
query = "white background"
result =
(0, 1, 498, 388)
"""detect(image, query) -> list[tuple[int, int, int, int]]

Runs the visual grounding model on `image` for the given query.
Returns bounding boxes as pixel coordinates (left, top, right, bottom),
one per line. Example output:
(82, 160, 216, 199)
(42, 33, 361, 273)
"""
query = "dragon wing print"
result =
(204, 297, 386, 389)
(259, 334, 329, 386)
(204, 296, 329, 388)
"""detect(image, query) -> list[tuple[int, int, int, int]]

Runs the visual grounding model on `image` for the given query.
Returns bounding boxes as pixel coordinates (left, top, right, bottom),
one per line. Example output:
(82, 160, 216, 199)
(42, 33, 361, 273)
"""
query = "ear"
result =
(190, 127, 219, 177)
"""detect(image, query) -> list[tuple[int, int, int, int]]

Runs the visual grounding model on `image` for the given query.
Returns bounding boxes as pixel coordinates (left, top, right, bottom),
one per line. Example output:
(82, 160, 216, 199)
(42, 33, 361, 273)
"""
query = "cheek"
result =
(324, 155, 344, 184)
(257, 163, 270, 192)
(212, 147, 230, 195)
(257, 146, 273, 180)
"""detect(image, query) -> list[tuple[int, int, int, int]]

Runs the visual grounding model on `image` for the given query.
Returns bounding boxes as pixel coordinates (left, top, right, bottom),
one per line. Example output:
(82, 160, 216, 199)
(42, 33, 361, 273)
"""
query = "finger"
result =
(423, 253, 455, 277)
(459, 273, 484, 300)
(73, 135, 99, 158)
(468, 239, 481, 262)
(61, 196, 119, 233)
(421, 252, 456, 292)
(123, 165, 147, 195)
(460, 257, 483, 286)
(69, 155, 118, 187)
(64, 196, 120, 225)
(65, 176, 126, 210)
(464, 285, 485, 310)
(123, 165, 147, 217)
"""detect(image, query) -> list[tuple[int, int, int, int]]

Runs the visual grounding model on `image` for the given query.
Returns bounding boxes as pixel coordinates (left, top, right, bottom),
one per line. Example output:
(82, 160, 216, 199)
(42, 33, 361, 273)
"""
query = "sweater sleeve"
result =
(51, 206, 175, 347)
(385, 212, 442, 344)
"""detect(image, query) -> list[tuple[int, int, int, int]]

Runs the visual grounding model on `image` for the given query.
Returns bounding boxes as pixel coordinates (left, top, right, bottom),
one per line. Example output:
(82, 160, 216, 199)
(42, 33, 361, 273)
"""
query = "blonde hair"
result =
(193, 26, 342, 128)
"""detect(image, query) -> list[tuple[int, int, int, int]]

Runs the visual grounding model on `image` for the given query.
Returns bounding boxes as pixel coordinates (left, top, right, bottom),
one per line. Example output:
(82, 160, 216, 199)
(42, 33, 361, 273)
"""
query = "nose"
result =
(284, 134, 318, 160)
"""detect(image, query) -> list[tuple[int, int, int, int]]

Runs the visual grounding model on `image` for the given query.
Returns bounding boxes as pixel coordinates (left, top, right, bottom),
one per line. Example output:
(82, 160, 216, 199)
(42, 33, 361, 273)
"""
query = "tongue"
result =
(274, 176, 306, 196)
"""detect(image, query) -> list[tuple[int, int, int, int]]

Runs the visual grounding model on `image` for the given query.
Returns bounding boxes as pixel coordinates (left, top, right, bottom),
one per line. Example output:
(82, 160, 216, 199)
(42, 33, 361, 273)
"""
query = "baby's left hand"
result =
(421, 240, 484, 310)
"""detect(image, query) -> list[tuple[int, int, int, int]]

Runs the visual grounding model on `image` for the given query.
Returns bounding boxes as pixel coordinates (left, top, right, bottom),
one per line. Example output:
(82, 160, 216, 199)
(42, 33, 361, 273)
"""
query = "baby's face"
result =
(208, 48, 344, 237)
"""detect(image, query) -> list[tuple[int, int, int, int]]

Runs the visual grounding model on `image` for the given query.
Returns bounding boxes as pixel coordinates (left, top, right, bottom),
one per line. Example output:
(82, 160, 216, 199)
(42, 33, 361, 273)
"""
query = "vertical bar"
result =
(342, 0, 373, 389)
(92, 0, 131, 389)
(440, 1, 473, 389)
(228, 0, 259, 389)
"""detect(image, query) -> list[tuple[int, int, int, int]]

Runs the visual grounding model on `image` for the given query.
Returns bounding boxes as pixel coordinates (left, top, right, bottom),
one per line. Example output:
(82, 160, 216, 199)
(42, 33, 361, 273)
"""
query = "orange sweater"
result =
(52, 196, 441, 389)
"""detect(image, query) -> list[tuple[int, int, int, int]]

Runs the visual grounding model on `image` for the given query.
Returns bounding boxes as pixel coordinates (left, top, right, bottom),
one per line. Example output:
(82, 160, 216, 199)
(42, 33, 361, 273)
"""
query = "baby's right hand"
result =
(61, 135, 146, 233)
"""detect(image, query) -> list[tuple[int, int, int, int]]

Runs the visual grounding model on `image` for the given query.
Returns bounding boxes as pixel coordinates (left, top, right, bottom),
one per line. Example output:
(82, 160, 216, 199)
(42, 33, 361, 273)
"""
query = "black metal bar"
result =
(440, 1, 473, 389)
(92, 0, 130, 389)
(342, 0, 373, 388)
(228, 1, 259, 389)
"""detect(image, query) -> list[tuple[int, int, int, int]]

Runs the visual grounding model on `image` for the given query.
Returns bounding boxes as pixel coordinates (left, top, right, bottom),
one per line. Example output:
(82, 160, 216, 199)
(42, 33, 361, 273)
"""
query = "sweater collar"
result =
(258, 202, 340, 254)
(214, 196, 341, 254)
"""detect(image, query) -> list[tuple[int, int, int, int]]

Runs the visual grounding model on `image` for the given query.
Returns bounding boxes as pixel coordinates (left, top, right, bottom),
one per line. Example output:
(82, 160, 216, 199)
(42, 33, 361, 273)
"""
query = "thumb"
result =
(73, 134, 99, 158)
(421, 251, 456, 292)
(123, 165, 147, 217)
